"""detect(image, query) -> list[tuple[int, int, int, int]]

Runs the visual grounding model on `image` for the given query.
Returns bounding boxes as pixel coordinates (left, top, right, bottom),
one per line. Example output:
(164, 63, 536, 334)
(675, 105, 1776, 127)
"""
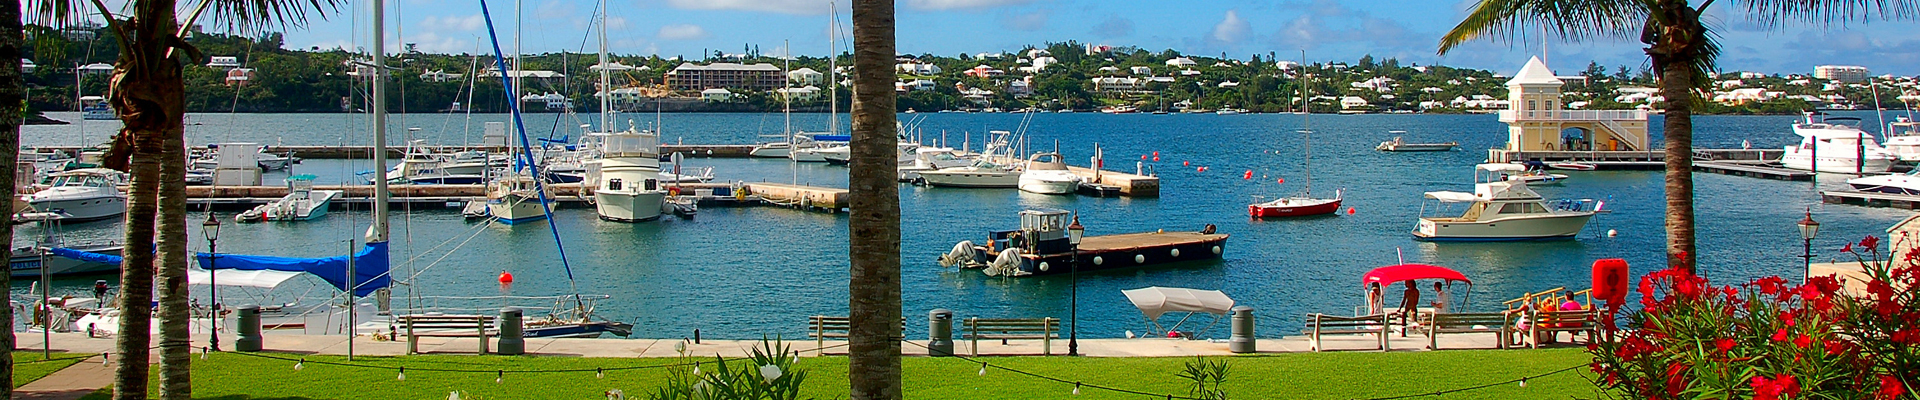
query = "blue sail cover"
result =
(48, 247, 127, 265)
(194, 242, 391, 297)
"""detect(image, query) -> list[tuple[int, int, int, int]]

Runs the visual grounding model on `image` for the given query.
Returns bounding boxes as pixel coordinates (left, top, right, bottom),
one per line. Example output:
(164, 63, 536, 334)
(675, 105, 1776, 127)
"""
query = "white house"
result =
(1339, 96, 1370, 110)
(1713, 88, 1782, 104)
(700, 88, 735, 101)
(1165, 57, 1196, 67)
(1026, 48, 1050, 58)
(896, 62, 942, 75)
(78, 63, 114, 75)
(893, 79, 936, 92)
(207, 56, 240, 69)
(776, 85, 822, 101)
(789, 67, 824, 85)
(590, 62, 639, 72)
(1349, 77, 1394, 93)
(964, 65, 1005, 77)
(1091, 77, 1140, 92)
(1031, 56, 1057, 72)
(1217, 81, 1240, 88)
(1178, 69, 1201, 76)
(1129, 66, 1153, 75)
(419, 69, 463, 82)
(1007, 78, 1033, 97)
(960, 87, 995, 104)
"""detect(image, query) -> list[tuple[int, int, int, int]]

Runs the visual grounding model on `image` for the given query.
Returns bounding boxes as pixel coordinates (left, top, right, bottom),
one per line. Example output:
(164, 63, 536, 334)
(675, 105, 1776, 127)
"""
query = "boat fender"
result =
(1038, 262, 1049, 272)
(1134, 254, 1146, 264)
(1211, 246, 1222, 255)
(1170, 249, 1180, 257)
(1092, 256, 1103, 265)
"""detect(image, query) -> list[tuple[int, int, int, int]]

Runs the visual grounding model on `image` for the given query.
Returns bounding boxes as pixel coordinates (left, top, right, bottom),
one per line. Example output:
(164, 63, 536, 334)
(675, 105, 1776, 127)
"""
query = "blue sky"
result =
(253, 0, 1919, 76)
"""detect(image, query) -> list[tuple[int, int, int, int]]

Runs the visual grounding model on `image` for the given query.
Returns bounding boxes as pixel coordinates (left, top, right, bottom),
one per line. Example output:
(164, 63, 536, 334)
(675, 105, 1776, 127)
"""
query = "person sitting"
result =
(1366, 283, 1385, 316)
(1399, 281, 1422, 331)
(1431, 281, 1449, 314)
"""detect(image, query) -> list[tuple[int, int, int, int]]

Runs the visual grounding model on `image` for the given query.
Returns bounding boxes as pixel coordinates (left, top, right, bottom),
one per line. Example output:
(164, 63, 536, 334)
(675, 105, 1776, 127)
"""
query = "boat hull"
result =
(918, 171, 1019, 188)
(10, 246, 124, 278)
(1018, 174, 1079, 194)
(26, 195, 127, 222)
(1781, 154, 1896, 174)
(1412, 213, 1594, 241)
(1249, 198, 1342, 217)
(968, 233, 1228, 276)
(595, 190, 666, 222)
(1377, 143, 1457, 152)
(489, 195, 549, 225)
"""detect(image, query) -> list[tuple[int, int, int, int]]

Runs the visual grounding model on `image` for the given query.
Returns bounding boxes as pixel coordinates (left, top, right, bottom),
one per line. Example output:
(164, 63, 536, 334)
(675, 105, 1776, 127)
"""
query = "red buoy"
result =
(1346, 207, 1356, 215)
(1276, 178, 1285, 184)
(1140, 155, 1148, 160)
(498, 271, 514, 284)
(1243, 170, 1253, 180)
(1183, 161, 1190, 166)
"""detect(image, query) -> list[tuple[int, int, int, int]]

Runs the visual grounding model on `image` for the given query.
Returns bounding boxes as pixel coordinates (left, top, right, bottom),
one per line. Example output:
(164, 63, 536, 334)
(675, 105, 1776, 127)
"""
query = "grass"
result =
(13, 351, 86, 386)
(73, 348, 1601, 399)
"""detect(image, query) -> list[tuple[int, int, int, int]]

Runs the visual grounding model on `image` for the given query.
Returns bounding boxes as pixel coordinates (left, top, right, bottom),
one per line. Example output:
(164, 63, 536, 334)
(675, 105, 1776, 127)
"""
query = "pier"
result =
(747, 182, 849, 212)
(1692, 161, 1814, 181)
(1821, 190, 1920, 209)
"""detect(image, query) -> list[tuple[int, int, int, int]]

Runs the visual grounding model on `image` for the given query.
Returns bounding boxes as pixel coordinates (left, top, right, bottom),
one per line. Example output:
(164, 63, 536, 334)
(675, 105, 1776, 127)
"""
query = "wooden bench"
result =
(1304, 313, 1390, 351)
(964, 317, 1060, 356)
(1523, 309, 1599, 349)
(1424, 312, 1515, 350)
(806, 316, 906, 355)
(399, 315, 496, 355)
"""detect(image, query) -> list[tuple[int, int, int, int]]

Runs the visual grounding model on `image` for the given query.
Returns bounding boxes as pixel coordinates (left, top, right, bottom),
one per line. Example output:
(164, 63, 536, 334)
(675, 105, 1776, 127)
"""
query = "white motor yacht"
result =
(235, 175, 341, 222)
(24, 168, 127, 222)
(1879, 116, 1920, 162)
(1780, 113, 1897, 173)
(917, 160, 1022, 188)
(1018, 152, 1081, 194)
(1847, 169, 1920, 195)
(790, 144, 839, 162)
(593, 127, 668, 222)
(1413, 164, 1599, 241)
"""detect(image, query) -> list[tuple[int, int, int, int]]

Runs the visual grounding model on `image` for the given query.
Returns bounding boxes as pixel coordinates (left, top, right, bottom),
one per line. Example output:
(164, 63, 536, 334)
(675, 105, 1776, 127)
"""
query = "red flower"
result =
(1878, 375, 1906, 400)
(1664, 363, 1689, 397)
(1714, 338, 1736, 353)
(1823, 339, 1849, 356)
(1755, 276, 1789, 295)
(1861, 235, 1880, 250)
(1793, 334, 1812, 349)
(1772, 328, 1789, 342)
(1752, 374, 1802, 400)
(1843, 243, 1855, 253)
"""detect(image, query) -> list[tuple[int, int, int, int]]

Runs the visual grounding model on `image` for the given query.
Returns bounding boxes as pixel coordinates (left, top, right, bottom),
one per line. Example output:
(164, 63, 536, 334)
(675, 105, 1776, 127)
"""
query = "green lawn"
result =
(75, 348, 1603, 399)
(13, 351, 85, 386)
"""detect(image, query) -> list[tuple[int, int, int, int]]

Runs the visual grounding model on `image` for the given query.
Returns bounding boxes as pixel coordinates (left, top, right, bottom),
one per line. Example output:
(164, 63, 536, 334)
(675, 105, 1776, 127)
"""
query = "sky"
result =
(186, 0, 1920, 76)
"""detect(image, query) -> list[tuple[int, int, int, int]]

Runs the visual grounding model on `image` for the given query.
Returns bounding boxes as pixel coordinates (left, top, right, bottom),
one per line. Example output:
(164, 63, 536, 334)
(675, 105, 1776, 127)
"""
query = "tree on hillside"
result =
(1440, 0, 1913, 271)
(25, 1, 340, 399)
(848, 0, 901, 399)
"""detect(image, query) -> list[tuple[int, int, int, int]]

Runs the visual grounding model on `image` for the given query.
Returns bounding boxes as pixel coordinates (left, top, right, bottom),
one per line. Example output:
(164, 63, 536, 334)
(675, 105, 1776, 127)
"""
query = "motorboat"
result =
(234, 175, 341, 223)
(1509, 162, 1570, 185)
(658, 167, 715, 183)
(593, 126, 668, 222)
(1546, 162, 1597, 171)
(1376, 136, 1459, 152)
(937, 209, 1229, 277)
(916, 160, 1021, 188)
(1847, 169, 1920, 195)
(380, 143, 487, 185)
(1780, 113, 1897, 173)
(1100, 105, 1138, 114)
(1879, 116, 1920, 162)
(790, 143, 839, 163)
(80, 96, 113, 120)
(487, 174, 550, 225)
(897, 147, 975, 182)
(1215, 108, 1243, 115)
(23, 168, 127, 222)
(190, 146, 297, 171)
(1249, 189, 1343, 217)
(1018, 152, 1081, 194)
(1412, 163, 1600, 241)
(11, 242, 124, 278)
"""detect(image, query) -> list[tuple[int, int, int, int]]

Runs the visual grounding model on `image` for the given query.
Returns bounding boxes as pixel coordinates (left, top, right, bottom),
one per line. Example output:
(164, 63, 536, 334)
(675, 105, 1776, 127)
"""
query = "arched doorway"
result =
(1560, 127, 1594, 151)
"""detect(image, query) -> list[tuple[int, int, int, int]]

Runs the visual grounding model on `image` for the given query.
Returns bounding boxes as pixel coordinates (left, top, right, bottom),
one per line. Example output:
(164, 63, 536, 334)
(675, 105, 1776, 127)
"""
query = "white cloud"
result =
(907, 0, 1033, 10)
(1000, 9, 1050, 32)
(1213, 10, 1249, 43)
(657, 24, 712, 40)
(406, 32, 473, 54)
(663, 0, 838, 15)
(420, 14, 486, 32)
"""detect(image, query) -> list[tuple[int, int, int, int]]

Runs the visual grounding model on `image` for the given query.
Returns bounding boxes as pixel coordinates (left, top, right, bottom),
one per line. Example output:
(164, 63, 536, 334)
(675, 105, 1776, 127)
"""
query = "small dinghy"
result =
(235, 175, 340, 223)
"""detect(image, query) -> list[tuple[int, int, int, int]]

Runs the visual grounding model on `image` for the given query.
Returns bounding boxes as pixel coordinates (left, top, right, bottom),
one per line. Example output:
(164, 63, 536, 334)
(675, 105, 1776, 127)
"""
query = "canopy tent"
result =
(1422, 191, 1478, 203)
(1361, 264, 1471, 288)
(1476, 163, 1529, 173)
(194, 242, 390, 297)
(1121, 287, 1236, 338)
(186, 269, 308, 289)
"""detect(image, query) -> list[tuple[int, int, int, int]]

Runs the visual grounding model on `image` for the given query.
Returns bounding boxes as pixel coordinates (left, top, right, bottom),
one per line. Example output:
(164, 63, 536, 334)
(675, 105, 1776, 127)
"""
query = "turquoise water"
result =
(14, 110, 1916, 339)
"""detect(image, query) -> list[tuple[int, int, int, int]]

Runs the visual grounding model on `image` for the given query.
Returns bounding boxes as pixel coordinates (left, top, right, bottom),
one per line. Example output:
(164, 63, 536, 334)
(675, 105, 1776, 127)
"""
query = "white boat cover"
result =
(1423, 191, 1479, 202)
(1122, 287, 1234, 320)
(186, 268, 307, 289)
(1476, 163, 1529, 173)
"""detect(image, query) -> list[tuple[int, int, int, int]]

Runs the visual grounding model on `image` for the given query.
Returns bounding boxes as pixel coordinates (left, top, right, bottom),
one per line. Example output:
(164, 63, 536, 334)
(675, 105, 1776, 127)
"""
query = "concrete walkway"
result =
(15, 356, 111, 400)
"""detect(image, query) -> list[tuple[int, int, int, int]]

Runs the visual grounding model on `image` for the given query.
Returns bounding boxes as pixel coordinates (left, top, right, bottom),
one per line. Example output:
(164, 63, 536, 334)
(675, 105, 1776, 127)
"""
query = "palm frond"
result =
(1440, 0, 1651, 54)
(1739, 0, 1920, 29)
(200, 0, 345, 34)
(24, 1, 91, 26)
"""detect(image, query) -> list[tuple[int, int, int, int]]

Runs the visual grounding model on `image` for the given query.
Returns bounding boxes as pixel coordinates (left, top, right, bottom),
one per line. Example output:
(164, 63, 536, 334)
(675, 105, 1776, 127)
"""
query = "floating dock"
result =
(1066, 166, 1159, 197)
(744, 182, 849, 212)
(1487, 149, 1783, 168)
(1821, 190, 1920, 209)
(1693, 161, 1814, 181)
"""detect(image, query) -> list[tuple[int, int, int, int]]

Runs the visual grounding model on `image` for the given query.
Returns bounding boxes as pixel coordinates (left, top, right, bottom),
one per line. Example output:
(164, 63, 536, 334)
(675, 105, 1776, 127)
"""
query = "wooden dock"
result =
(1488, 148, 1784, 167)
(1821, 190, 1920, 209)
(1065, 166, 1159, 197)
(745, 182, 849, 212)
(1694, 161, 1814, 181)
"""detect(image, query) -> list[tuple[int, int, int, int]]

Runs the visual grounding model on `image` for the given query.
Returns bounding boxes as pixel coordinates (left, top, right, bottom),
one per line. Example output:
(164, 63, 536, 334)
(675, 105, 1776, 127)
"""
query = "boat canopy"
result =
(187, 268, 307, 289)
(1476, 163, 1529, 173)
(811, 134, 851, 142)
(1423, 191, 1478, 202)
(193, 242, 391, 296)
(1122, 287, 1235, 320)
(1361, 264, 1471, 289)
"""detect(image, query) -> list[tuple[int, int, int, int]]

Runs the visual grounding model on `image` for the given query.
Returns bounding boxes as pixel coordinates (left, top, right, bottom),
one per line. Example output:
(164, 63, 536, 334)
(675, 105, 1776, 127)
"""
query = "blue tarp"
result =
(810, 135, 851, 142)
(193, 242, 391, 297)
(49, 247, 126, 265)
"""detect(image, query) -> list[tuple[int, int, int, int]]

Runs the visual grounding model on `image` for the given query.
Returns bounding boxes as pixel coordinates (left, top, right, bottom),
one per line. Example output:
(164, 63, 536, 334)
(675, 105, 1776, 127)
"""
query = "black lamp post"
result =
(1798, 208, 1820, 282)
(202, 213, 222, 351)
(1066, 215, 1084, 357)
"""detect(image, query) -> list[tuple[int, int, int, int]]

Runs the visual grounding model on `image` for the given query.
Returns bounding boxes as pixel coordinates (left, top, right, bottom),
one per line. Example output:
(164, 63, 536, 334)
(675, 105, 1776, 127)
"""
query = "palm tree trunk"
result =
(847, 0, 901, 399)
(154, 125, 190, 399)
(0, 0, 23, 396)
(1651, 1, 1700, 272)
(112, 131, 158, 400)
(111, 1, 186, 398)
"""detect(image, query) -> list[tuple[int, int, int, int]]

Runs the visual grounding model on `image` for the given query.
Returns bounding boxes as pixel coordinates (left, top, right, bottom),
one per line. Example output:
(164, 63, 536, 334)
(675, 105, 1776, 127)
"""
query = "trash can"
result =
(929, 309, 954, 357)
(497, 307, 524, 355)
(1229, 306, 1255, 353)
(235, 305, 262, 352)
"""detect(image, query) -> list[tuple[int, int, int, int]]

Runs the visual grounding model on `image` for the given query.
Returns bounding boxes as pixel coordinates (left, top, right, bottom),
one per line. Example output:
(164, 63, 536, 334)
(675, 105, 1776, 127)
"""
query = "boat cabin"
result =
(600, 128, 660, 159)
(47, 169, 121, 188)
(989, 208, 1074, 255)
(1027, 152, 1068, 171)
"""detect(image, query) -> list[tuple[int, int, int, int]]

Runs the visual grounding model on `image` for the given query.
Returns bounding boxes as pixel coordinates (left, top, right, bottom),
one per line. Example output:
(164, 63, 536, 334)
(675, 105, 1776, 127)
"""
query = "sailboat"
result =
(1249, 50, 1342, 218)
(590, 6, 667, 223)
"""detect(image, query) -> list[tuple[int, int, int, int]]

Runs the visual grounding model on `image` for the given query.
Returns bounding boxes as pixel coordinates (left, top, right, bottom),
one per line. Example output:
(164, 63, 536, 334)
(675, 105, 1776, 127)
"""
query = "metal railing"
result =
(1497, 109, 1647, 121)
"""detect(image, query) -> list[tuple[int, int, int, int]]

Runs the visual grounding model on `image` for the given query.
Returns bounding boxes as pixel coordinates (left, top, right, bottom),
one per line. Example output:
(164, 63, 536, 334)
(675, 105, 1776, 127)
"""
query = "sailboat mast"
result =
(828, 7, 838, 136)
(1300, 50, 1312, 196)
(598, 0, 611, 132)
(368, 0, 389, 243)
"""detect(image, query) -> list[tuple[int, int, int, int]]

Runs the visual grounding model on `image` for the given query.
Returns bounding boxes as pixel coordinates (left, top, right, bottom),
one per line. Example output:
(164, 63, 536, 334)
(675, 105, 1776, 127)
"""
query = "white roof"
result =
(1122, 287, 1234, 320)
(1424, 191, 1479, 202)
(1477, 163, 1529, 172)
(187, 268, 307, 289)
(1506, 56, 1562, 86)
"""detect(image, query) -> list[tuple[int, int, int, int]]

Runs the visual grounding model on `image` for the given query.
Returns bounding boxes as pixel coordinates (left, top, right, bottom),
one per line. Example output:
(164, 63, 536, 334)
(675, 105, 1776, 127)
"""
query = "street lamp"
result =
(1066, 215, 1084, 357)
(202, 212, 222, 351)
(1798, 208, 1820, 282)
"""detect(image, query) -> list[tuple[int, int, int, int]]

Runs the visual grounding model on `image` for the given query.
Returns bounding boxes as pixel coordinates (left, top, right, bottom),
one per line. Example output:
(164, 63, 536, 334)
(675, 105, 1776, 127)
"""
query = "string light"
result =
(978, 362, 987, 376)
(496, 370, 504, 384)
(1518, 378, 1527, 388)
(1073, 383, 1081, 395)
(397, 367, 406, 381)
(596, 367, 604, 379)
(201, 347, 209, 360)
(294, 359, 304, 371)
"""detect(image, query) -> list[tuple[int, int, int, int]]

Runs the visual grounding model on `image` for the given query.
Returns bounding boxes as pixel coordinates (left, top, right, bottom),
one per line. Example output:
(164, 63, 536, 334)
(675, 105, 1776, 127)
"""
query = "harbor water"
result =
(14, 110, 1914, 339)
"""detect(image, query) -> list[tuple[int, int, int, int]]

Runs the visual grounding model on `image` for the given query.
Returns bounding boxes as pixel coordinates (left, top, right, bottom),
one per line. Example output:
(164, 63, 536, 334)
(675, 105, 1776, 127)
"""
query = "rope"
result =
(1353, 364, 1585, 400)
(213, 341, 853, 374)
(898, 340, 1203, 400)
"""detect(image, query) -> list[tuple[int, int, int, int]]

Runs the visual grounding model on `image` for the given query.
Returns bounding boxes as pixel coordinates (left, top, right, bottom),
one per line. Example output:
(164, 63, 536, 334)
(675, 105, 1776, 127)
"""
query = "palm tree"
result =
(848, 0, 901, 398)
(0, 0, 21, 396)
(25, 1, 339, 399)
(1439, 0, 1912, 271)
